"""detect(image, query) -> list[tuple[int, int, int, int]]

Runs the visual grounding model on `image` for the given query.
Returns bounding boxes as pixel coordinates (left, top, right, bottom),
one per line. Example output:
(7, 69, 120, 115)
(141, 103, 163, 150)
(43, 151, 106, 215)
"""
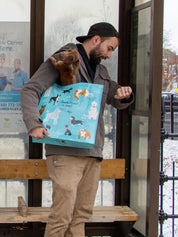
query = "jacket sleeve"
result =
(20, 58, 60, 132)
(106, 78, 134, 110)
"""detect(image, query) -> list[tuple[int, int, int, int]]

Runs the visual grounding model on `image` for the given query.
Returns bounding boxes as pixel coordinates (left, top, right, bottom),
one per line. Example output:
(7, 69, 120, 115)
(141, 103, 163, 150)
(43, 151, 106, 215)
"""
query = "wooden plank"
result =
(0, 159, 125, 180)
(91, 206, 139, 222)
(101, 159, 125, 179)
(18, 196, 28, 217)
(0, 159, 48, 180)
(0, 206, 138, 223)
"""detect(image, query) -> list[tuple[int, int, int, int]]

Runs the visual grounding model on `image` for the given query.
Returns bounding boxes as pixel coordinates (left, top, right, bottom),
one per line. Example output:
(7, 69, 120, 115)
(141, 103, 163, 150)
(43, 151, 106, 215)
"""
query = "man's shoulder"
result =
(98, 64, 110, 77)
(99, 63, 107, 70)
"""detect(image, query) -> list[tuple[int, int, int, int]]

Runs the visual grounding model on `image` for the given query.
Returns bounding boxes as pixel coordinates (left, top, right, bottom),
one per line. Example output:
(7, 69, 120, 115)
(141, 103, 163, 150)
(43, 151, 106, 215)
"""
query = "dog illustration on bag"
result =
(45, 125, 51, 131)
(49, 94, 61, 105)
(43, 108, 61, 125)
(73, 89, 91, 100)
(63, 88, 73, 94)
(44, 86, 52, 97)
(78, 129, 91, 140)
(39, 105, 46, 115)
(64, 125, 72, 136)
(70, 116, 83, 125)
(88, 101, 98, 120)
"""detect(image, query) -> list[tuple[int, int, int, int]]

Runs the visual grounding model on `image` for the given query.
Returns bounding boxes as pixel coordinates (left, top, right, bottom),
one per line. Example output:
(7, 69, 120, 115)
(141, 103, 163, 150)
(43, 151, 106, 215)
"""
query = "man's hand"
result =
(29, 127, 50, 140)
(114, 86, 132, 100)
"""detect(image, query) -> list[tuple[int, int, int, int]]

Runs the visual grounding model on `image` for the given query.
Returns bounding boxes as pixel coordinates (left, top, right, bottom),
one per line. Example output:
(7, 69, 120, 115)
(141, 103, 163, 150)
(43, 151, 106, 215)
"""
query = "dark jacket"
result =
(20, 43, 134, 159)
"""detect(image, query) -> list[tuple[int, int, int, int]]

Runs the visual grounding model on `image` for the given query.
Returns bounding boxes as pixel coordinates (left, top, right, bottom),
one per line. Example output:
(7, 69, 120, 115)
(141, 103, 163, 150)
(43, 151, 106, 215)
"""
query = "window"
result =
(0, 0, 30, 207)
(130, 6, 151, 235)
(42, 0, 119, 207)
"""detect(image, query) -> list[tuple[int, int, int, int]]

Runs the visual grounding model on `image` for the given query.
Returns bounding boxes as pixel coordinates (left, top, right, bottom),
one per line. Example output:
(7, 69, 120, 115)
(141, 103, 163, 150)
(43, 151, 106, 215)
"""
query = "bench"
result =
(0, 159, 138, 236)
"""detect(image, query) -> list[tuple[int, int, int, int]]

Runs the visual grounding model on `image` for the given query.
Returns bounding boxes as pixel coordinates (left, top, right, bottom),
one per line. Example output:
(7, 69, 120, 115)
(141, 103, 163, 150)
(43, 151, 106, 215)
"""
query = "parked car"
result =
(162, 91, 178, 112)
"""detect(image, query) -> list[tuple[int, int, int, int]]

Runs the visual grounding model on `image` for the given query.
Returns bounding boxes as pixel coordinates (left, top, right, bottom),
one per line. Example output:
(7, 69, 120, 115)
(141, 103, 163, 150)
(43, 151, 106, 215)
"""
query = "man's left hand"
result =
(114, 86, 132, 100)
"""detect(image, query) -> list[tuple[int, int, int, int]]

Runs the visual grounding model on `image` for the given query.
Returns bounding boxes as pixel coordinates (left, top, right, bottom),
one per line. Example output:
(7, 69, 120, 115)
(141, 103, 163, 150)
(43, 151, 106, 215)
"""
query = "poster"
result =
(0, 22, 30, 132)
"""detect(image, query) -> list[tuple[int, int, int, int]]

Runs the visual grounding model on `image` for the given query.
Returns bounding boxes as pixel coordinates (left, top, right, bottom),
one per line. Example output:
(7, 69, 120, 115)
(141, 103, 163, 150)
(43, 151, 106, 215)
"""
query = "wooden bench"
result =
(0, 159, 138, 236)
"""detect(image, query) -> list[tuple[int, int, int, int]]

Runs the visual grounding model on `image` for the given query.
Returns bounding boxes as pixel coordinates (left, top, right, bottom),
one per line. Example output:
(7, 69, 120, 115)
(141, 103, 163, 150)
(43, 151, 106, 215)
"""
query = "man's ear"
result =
(92, 35, 101, 46)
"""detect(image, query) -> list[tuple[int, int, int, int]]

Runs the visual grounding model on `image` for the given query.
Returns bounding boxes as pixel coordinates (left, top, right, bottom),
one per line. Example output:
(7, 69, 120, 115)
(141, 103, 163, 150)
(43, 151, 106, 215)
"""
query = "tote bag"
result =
(33, 82, 103, 149)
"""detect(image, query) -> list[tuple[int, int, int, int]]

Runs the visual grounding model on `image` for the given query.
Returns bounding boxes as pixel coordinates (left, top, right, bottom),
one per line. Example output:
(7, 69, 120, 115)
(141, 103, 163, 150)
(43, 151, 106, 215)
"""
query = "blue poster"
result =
(0, 22, 30, 132)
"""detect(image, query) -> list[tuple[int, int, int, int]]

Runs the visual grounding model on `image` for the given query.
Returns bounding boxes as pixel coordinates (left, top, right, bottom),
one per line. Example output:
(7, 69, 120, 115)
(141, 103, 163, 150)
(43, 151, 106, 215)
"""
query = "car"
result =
(162, 91, 178, 112)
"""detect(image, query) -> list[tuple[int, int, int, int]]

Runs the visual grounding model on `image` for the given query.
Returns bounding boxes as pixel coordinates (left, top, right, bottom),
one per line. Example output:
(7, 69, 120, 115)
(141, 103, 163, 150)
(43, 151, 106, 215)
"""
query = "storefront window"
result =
(0, 0, 30, 207)
(42, 0, 119, 207)
(130, 6, 151, 235)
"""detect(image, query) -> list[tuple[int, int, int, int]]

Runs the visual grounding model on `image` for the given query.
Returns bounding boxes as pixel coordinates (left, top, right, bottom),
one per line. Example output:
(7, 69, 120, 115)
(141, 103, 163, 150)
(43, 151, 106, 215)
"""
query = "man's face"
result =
(14, 59, 21, 70)
(89, 36, 119, 65)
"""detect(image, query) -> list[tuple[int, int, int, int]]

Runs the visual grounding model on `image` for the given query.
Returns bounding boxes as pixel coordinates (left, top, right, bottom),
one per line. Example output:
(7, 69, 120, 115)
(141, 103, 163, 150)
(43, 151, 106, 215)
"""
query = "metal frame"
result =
(160, 96, 178, 237)
(116, 0, 134, 206)
(147, 1, 163, 235)
(118, 2, 164, 235)
(28, 0, 45, 208)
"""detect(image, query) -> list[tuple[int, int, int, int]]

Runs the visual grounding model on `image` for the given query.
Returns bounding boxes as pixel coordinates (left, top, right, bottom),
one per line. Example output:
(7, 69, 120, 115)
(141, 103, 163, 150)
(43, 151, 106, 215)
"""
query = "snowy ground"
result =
(159, 139, 178, 237)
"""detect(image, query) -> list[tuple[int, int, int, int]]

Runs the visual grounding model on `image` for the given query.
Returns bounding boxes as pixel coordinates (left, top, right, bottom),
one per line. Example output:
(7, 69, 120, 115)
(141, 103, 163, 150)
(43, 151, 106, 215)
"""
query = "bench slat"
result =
(0, 159, 125, 180)
(0, 159, 139, 226)
(0, 206, 138, 223)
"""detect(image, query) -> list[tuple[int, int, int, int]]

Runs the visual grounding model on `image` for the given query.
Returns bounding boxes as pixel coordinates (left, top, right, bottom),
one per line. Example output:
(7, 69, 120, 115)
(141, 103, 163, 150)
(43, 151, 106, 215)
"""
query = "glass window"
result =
(130, 115, 148, 234)
(135, 0, 150, 7)
(0, 0, 30, 207)
(42, 0, 119, 207)
(131, 8, 151, 112)
(130, 6, 151, 235)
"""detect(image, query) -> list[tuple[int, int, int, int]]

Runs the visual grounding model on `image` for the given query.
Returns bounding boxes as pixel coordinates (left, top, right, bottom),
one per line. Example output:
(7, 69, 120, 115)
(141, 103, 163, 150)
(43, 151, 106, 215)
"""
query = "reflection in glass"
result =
(135, 0, 150, 7)
(0, 0, 30, 207)
(130, 6, 151, 235)
(42, 0, 119, 207)
(44, 0, 119, 59)
(131, 8, 151, 112)
(130, 115, 148, 234)
(0, 180, 27, 207)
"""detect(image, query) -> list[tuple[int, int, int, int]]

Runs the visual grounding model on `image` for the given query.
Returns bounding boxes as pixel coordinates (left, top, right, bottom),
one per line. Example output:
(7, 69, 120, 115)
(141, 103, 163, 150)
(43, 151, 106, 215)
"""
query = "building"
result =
(162, 50, 178, 91)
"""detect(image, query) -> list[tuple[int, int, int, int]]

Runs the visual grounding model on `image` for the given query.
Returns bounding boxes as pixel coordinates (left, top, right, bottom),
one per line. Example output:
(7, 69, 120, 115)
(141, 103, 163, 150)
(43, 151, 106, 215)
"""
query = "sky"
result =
(164, 0, 178, 54)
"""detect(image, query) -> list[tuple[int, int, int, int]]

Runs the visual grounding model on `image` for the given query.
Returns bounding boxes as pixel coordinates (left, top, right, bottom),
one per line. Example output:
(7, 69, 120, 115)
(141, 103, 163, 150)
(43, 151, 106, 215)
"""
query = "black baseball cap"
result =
(76, 22, 120, 43)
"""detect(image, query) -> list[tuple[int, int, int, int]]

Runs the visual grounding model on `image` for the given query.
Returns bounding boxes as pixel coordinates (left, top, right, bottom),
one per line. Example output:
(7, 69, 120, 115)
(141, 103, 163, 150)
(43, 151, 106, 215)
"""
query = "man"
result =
(0, 53, 10, 91)
(11, 58, 29, 91)
(20, 22, 134, 237)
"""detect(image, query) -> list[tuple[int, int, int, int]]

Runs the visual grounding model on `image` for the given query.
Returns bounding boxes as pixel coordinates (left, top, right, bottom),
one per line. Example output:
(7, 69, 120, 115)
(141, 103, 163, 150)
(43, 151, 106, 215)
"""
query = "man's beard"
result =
(89, 45, 102, 65)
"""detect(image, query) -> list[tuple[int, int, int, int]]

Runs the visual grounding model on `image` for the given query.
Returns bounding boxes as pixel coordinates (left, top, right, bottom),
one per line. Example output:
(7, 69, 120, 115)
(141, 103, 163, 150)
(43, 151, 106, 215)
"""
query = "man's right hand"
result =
(29, 127, 50, 140)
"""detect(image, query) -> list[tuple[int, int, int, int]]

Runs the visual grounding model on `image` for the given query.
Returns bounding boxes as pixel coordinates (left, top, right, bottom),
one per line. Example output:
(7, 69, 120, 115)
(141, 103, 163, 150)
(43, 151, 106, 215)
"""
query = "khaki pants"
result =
(44, 155, 101, 237)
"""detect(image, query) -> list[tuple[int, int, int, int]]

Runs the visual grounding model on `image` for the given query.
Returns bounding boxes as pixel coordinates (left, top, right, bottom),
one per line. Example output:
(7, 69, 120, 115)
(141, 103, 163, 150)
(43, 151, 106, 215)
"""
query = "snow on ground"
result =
(159, 139, 178, 237)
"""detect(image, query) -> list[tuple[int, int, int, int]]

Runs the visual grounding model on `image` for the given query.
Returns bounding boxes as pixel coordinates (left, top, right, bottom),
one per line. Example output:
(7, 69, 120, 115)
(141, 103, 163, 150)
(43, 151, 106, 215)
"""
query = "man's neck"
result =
(76, 44, 96, 82)
(82, 42, 92, 59)
(14, 69, 20, 73)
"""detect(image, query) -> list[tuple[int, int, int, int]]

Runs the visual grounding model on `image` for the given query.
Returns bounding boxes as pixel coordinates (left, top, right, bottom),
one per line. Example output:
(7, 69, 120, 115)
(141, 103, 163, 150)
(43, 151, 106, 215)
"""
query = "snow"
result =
(159, 139, 178, 237)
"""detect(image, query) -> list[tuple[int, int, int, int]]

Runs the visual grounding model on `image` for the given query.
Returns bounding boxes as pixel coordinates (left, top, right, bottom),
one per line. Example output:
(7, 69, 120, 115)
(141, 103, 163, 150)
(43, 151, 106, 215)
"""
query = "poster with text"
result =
(0, 22, 30, 133)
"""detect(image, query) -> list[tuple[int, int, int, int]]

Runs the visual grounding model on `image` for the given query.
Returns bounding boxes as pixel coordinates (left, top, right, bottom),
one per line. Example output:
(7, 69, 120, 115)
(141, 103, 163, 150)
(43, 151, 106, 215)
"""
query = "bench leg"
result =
(115, 221, 136, 237)
(18, 196, 28, 217)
